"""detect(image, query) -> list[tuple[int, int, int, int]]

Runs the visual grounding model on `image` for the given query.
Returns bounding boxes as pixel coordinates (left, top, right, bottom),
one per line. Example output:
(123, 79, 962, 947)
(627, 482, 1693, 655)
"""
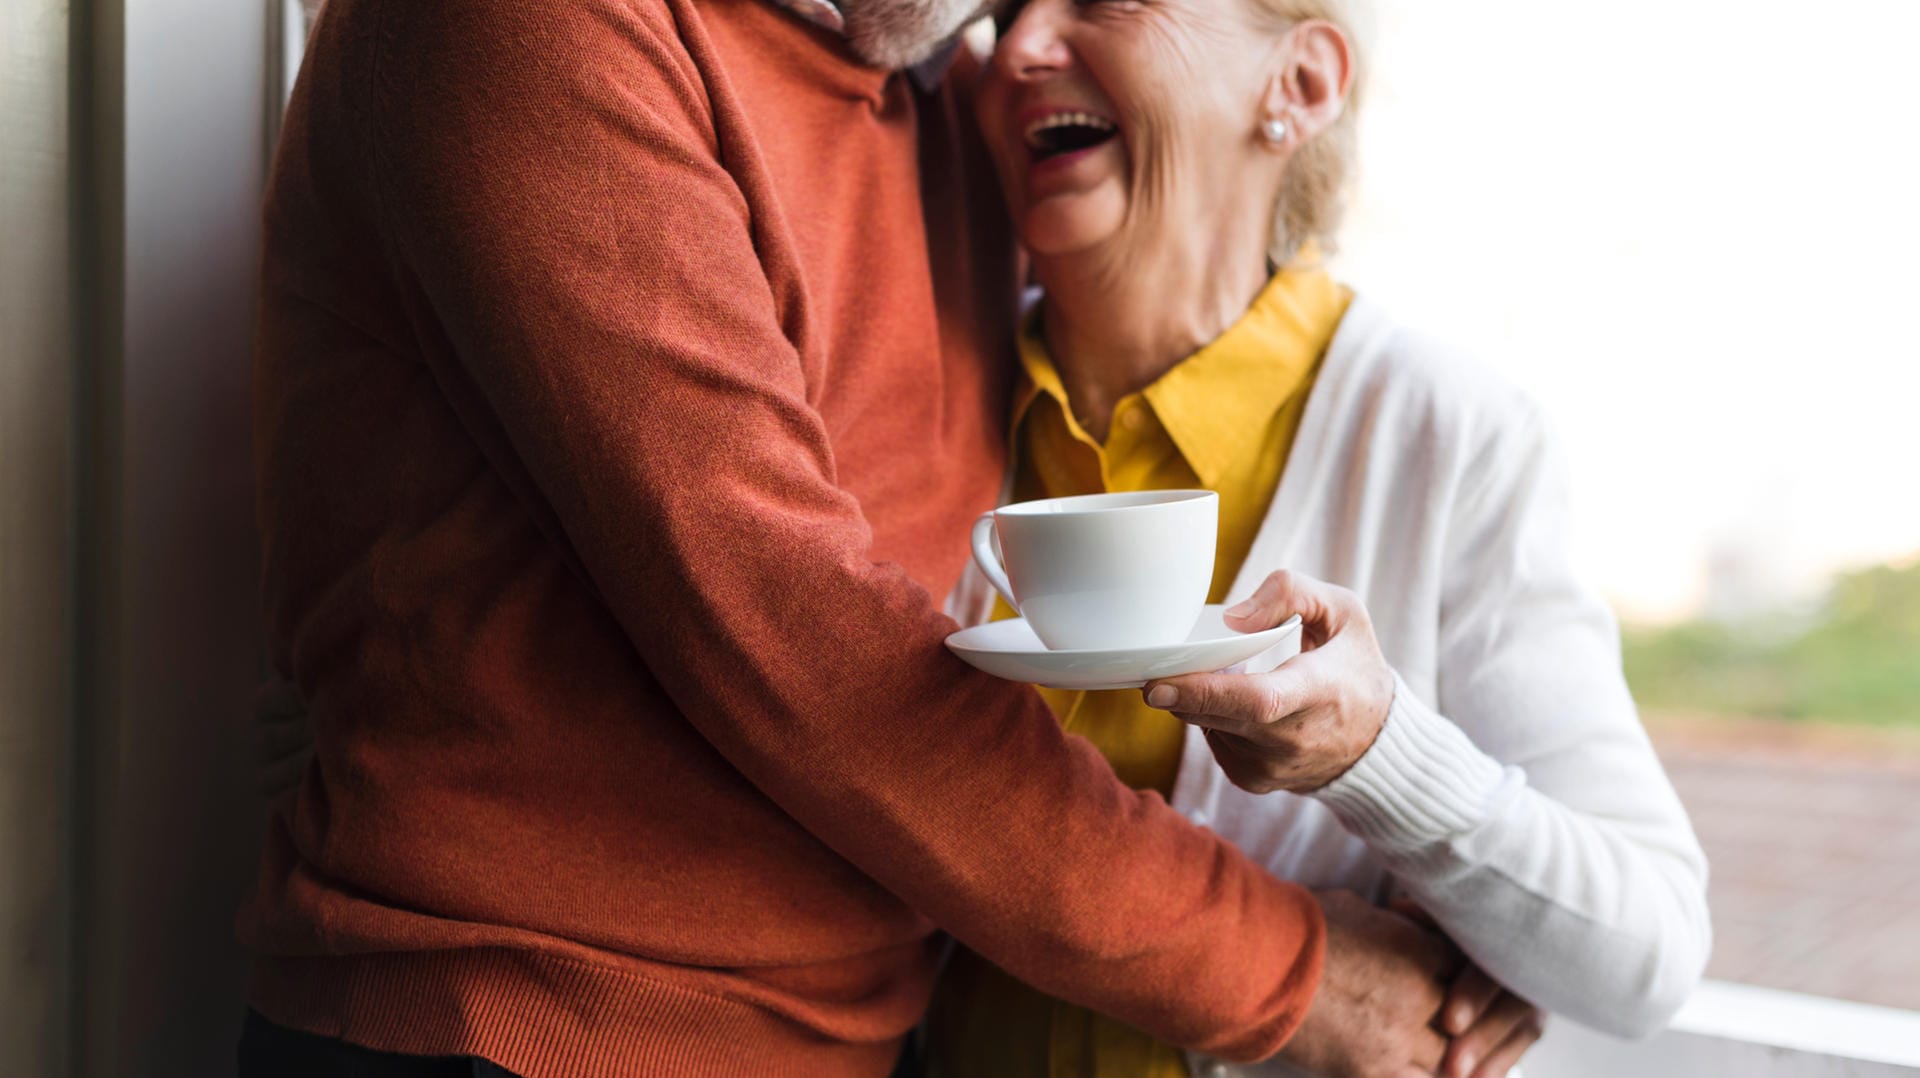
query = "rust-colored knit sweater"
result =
(243, 0, 1324, 1073)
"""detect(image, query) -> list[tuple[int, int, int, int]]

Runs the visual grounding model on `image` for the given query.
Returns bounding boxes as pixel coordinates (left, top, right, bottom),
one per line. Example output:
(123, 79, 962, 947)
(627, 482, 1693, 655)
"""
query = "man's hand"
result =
(1279, 890, 1461, 1078)
(1143, 570, 1394, 793)
(1388, 899, 1546, 1078)
(1437, 964, 1546, 1078)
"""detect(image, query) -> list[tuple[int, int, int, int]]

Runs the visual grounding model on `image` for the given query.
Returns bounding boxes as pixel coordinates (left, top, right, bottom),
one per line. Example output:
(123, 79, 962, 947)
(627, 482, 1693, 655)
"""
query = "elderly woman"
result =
(927, 0, 1713, 1075)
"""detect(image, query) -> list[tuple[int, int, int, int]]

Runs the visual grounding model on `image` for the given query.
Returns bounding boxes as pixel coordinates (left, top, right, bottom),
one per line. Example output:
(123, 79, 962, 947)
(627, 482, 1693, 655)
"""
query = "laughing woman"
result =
(927, 1, 1711, 1075)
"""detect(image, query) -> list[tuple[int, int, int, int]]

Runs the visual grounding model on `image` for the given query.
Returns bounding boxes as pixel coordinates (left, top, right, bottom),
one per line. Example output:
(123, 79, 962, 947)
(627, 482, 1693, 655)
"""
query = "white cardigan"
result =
(954, 293, 1712, 1053)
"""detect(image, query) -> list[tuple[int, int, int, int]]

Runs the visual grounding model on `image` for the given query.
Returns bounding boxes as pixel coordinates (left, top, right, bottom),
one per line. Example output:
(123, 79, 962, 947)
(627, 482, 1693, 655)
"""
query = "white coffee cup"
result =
(970, 490, 1218, 651)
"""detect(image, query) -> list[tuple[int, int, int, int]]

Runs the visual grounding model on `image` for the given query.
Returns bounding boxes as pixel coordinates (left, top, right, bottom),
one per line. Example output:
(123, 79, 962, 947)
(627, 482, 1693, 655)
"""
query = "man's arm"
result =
(353, 0, 1317, 1059)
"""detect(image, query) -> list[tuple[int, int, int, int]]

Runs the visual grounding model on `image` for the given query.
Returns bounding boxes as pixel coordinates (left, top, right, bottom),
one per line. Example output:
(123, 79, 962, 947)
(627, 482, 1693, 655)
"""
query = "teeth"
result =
(1024, 111, 1117, 147)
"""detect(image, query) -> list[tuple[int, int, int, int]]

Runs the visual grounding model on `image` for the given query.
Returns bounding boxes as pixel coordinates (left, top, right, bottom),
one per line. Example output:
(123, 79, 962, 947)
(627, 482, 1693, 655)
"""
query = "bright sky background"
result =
(1329, 0, 1920, 622)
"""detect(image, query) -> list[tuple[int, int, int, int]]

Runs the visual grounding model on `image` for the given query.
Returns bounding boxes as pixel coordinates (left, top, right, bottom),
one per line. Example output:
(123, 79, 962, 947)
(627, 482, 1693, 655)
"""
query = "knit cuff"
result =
(1310, 674, 1513, 853)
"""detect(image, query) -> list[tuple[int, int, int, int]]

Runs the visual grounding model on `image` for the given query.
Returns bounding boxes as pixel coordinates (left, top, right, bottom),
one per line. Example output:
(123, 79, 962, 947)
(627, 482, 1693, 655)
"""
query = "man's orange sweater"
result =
(244, 0, 1324, 1073)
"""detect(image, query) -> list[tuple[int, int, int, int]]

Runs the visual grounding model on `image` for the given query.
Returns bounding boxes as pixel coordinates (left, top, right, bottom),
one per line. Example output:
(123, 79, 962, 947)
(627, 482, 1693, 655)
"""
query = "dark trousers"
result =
(237, 1011, 520, 1077)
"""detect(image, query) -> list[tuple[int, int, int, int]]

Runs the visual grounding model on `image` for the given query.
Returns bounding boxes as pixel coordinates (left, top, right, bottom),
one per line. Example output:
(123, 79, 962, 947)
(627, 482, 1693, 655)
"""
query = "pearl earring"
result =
(1263, 118, 1290, 144)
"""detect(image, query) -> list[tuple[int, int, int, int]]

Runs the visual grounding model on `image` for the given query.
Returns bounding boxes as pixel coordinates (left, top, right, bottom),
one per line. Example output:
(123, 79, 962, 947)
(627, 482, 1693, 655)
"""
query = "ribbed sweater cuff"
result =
(1310, 674, 1513, 852)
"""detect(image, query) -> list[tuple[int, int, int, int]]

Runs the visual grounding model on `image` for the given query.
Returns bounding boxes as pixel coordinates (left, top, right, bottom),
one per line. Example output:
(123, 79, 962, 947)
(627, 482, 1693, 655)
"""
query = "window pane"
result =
(1336, 0, 1920, 1011)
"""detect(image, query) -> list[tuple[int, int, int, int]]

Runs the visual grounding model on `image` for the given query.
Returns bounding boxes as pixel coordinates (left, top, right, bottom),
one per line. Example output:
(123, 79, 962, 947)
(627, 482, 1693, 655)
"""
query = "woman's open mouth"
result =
(1023, 110, 1120, 165)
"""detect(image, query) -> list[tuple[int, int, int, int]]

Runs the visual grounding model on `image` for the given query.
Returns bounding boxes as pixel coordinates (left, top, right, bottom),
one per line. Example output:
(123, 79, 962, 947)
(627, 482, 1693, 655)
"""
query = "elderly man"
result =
(239, 0, 1460, 1073)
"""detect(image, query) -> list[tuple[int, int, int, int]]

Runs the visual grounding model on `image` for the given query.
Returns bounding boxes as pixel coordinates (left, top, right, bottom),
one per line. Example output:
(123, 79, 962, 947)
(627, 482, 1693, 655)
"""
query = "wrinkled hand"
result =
(1143, 570, 1393, 793)
(1387, 899, 1547, 1077)
(1279, 890, 1461, 1078)
(1437, 963, 1546, 1078)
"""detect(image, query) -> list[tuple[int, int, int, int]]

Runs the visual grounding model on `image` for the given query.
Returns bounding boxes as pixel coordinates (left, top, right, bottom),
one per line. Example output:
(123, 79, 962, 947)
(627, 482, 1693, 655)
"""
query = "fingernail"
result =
(1146, 685, 1178, 709)
(1456, 1053, 1475, 1076)
(1224, 598, 1257, 618)
(1452, 1003, 1472, 1030)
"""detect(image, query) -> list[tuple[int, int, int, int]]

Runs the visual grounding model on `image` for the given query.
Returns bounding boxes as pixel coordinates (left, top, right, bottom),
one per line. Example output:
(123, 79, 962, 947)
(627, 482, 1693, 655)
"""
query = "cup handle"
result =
(970, 512, 1018, 611)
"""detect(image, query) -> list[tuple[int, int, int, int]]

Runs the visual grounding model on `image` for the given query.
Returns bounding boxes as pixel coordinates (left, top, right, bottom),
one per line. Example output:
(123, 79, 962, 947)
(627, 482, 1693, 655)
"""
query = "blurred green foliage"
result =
(1621, 557, 1920, 726)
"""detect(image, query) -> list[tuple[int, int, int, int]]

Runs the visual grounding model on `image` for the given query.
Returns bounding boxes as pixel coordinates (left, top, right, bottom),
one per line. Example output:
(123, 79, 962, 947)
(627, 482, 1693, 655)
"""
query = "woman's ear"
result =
(1261, 20, 1353, 149)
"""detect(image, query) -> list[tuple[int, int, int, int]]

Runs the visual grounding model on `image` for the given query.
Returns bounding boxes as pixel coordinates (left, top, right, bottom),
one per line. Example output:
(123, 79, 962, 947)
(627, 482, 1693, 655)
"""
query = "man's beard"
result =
(839, 0, 988, 70)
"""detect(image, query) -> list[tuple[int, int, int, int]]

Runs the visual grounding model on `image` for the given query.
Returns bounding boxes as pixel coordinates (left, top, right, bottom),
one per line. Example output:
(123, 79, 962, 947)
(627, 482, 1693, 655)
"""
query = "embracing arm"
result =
(1153, 407, 1710, 1039)
(351, 0, 1325, 1058)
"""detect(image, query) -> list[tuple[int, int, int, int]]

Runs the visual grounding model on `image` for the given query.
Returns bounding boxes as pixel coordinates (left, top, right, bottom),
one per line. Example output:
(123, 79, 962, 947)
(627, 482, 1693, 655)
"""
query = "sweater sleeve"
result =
(355, 0, 1321, 1059)
(1311, 403, 1712, 1038)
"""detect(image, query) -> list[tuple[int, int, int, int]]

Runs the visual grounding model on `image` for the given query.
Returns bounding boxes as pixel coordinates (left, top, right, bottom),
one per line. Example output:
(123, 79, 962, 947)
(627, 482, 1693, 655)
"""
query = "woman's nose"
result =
(996, 0, 1073, 80)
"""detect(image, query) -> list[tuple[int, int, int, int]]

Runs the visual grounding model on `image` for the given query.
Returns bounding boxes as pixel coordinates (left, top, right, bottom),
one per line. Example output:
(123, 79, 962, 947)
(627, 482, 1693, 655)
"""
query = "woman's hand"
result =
(1142, 570, 1394, 793)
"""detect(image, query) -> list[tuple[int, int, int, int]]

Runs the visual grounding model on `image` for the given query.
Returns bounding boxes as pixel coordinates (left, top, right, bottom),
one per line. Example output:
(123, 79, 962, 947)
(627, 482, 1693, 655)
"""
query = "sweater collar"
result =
(764, 0, 846, 35)
(759, 0, 962, 93)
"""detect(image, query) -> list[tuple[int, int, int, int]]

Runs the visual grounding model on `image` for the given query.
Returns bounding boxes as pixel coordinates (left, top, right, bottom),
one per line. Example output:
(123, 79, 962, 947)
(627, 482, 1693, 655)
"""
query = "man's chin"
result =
(839, 0, 989, 70)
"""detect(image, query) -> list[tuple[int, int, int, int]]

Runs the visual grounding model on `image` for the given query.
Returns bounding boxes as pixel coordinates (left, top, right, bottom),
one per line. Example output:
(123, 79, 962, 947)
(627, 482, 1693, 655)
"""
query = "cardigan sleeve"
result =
(354, 0, 1323, 1060)
(1311, 403, 1712, 1038)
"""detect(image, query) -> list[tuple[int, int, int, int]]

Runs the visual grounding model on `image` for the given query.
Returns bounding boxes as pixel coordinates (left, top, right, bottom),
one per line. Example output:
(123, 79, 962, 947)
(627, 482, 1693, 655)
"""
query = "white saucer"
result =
(945, 606, 1304, 691)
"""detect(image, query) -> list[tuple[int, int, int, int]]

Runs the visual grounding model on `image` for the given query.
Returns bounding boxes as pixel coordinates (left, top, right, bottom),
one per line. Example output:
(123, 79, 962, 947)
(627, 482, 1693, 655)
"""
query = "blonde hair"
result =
(1257, 0, 1368, 265)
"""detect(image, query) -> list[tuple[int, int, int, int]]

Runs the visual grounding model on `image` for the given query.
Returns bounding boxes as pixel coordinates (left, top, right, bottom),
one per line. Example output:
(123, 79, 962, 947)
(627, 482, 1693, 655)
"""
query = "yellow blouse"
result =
(925, 264, 1351, 1078)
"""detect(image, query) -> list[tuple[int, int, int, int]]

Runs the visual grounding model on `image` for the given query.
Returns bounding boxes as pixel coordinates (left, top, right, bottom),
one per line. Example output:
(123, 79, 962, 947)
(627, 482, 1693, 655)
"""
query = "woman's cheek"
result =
(1120, 99, 1186, 210)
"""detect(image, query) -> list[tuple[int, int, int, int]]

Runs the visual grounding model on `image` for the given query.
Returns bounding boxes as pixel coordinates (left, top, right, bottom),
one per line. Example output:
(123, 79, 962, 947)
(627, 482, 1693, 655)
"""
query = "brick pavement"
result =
(1647, 715, 1920, 1011)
